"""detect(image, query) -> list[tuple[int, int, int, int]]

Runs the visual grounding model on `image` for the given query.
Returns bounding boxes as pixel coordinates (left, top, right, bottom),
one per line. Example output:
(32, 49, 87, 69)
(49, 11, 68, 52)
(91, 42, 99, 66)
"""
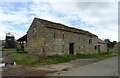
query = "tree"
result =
(104, 39, 117, 48)
(104, 39, 111, 47)
(112, 41, 117, 45)
(104, 39, 110, 43)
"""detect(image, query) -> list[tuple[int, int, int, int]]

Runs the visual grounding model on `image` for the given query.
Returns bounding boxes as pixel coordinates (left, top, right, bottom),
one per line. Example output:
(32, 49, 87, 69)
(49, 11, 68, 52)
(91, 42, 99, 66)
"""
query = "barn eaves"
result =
(17, 34, 27, 42)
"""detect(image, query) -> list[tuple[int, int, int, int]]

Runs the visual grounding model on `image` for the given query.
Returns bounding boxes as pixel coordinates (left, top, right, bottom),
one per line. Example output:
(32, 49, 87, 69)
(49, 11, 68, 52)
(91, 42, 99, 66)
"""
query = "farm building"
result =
(18, 18, 107, 56)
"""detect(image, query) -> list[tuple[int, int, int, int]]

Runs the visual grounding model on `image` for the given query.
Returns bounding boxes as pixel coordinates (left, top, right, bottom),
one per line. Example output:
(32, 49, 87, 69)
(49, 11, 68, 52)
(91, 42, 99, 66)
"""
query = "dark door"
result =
(97, 45, 100, 53)
(69, 43, 74, 54)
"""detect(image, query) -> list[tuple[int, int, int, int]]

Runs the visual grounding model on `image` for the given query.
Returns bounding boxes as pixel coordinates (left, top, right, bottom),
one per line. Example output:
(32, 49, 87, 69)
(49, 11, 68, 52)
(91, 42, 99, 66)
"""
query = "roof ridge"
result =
(35, 17, 97, 37)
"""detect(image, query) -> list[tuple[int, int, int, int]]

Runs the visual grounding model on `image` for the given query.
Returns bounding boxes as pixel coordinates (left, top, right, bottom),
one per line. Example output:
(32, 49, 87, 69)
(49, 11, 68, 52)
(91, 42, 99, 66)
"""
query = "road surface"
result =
(53, 56, 119, 76)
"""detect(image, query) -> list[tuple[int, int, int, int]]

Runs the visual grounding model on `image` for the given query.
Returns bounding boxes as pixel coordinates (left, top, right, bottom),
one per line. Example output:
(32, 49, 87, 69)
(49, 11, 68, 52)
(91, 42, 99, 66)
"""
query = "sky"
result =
(0, 0, 119, 42)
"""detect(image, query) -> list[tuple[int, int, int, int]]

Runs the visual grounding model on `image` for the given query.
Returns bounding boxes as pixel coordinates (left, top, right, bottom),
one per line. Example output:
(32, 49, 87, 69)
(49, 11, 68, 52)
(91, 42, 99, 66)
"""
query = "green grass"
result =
(77, 52, 119, 58)
(2, 48, 17, 51)
(9, 52, 119, 66)
(44, 55, 78, 64)
(9, 52, 40, 65)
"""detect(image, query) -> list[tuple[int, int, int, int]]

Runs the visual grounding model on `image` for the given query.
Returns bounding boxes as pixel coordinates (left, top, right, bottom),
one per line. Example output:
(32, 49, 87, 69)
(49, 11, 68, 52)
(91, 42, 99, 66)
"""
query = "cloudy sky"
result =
(0, 0, 118, 41)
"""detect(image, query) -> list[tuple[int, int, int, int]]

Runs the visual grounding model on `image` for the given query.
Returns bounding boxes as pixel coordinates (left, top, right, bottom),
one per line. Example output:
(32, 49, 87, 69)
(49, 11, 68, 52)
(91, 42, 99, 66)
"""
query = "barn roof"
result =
(98, 39, 106, 44)
(35, 18, 97, 37)
(17, 34, 27, 42)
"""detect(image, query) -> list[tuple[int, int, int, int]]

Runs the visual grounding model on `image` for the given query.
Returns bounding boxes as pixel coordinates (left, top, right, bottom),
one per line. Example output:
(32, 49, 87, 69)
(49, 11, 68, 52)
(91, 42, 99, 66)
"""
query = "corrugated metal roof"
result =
(17, 34, 27, 41)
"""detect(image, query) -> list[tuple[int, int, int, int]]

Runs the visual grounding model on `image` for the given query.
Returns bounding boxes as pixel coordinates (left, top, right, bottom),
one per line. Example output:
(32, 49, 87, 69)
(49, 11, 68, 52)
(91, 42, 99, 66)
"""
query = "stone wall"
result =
(26, 18, 46, 55)
(108, 43, 120, 52)
(98, 43, 107, 53)
(43, 27, 98, 55)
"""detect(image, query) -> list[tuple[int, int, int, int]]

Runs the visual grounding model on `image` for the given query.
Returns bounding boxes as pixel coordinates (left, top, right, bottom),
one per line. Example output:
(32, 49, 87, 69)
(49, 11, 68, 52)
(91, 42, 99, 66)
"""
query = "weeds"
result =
(9, 52, 119, 66)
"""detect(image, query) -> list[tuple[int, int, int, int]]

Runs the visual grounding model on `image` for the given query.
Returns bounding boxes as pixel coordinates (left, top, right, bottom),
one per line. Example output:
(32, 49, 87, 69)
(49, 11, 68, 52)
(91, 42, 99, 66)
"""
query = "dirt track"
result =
(2, 65, 56, 76)
(2, 58, 106, 76)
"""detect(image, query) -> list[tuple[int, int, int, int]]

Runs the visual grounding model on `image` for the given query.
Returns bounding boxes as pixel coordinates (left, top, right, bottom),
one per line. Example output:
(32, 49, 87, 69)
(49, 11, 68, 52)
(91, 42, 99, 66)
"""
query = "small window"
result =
(89, 38, 92, 43)
(94, 46, 97, 49)
(41, 21, 48, 25)
(78, 36, 80, 40)
(40, 21, 45, 24)
(33, 26, 37, 36)
(79, 46, 80, 50)
(63, 34, 64, 39)
(54, 33, 55, 38)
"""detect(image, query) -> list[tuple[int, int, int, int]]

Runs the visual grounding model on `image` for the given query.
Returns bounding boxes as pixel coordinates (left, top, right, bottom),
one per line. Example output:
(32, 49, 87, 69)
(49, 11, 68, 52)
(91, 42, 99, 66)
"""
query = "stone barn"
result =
(19, 18, 99, 56)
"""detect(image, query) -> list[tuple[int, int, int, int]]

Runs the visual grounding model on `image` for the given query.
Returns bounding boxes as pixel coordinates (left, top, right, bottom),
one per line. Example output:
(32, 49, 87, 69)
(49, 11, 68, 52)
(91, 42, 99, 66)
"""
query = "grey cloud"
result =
(76, 2, 111, 10)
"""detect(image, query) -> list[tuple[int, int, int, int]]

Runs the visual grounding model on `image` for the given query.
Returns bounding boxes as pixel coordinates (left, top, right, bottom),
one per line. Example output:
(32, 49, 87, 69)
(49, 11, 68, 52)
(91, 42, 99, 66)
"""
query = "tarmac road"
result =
(53, 56, 119, 76)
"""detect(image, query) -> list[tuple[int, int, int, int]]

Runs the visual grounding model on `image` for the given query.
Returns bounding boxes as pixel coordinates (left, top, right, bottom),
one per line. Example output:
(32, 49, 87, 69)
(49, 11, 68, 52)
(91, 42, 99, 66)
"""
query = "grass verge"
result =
(2, 48, 17, 51)
(9, 52, 119, 66)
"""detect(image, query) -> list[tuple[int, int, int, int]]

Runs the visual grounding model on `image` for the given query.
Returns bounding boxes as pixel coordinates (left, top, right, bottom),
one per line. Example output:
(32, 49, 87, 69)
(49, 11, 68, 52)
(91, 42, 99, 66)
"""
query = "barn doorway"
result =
(97, 45, 100, 53)
(69, 43, 74, 54)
